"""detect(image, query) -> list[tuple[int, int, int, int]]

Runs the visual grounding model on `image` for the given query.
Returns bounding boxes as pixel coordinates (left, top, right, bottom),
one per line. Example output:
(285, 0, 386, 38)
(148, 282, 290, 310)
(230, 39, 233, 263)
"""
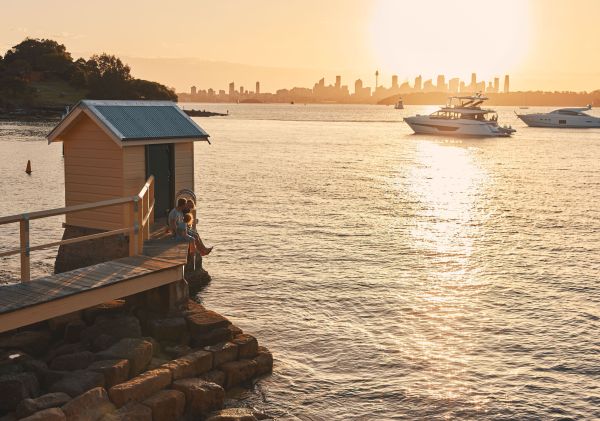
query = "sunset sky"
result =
(2, 0, 599, 92)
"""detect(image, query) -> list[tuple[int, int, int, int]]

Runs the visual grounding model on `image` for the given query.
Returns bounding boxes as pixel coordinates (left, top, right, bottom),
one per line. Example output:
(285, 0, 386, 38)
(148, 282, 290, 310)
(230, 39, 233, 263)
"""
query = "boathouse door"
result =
(146, 144, 175, 220)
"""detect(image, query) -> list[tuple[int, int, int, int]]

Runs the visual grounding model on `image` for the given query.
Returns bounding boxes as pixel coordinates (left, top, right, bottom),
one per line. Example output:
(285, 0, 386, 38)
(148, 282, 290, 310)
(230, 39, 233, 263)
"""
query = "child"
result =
(176, 213, 196, 255)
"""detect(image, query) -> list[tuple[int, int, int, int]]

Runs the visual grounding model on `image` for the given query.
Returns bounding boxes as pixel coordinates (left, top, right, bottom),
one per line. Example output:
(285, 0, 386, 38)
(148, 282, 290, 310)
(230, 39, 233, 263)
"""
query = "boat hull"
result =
(517, 113, 600, 128)
(404, 117, 513, 137)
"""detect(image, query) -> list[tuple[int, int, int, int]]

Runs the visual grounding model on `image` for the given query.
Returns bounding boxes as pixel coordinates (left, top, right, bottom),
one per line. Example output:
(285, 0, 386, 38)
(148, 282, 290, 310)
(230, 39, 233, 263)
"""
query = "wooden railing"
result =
(0, 176, 155, 282)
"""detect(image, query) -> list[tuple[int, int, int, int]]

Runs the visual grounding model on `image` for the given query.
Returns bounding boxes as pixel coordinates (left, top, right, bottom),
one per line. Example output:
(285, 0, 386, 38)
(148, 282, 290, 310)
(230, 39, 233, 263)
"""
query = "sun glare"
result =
(369, 0, 531, 82)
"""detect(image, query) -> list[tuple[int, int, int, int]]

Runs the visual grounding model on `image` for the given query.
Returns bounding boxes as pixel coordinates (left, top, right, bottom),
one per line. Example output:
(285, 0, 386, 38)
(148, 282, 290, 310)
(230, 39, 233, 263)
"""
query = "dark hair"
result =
(177, 198, 187, 207)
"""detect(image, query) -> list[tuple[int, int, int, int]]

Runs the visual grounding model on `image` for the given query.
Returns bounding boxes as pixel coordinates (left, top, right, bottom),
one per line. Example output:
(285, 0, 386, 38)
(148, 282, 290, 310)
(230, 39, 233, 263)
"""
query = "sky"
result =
(1, 0, 599, 93)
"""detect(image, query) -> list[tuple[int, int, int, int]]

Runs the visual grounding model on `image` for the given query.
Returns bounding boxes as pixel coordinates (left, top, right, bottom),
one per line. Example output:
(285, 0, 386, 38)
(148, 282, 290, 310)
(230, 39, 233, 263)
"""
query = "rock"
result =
(231, 335, 258, 359)
(191, 328, 232, 348)
(146, 358, 168, 371)
(185, 302, 230, 336)
(46, 343, 87, 363)
(50, 351, 96, 371)
(253, 347, 273, 376)
(141, 389, 185, 421)
(205, 407, 260, 421)
(49, 370, 105, 398)
(171, 378, 224, 416)
(0, 413, 17, 421)
(107, 368, 171, 408)
(16, 392, 71, 418)
(19, 408, 66, 421)
(62, 387, 115, 421)
(0, 330, 51, 357)
(220, 360, 258, 389)
(147, 318, 188, 343)
(81, 316, 141, 345)
(228, 325, 243, 337)
(99, 403, 151, 421)
(91, 335, 118, 352)
(88, 360, 130, 389)
(162, 350, 212, 380)
(83, 301, 128, 325)
(96, 339, 153, 377)
(162, 344, 191, 359)
(48, 312, 82, 332)
(205, 342, 238, 368)
(199, 370, 226, 388)
(141, 338, 161, 358)
(0, 372, 40, 411)
(64, 320, 87, 344)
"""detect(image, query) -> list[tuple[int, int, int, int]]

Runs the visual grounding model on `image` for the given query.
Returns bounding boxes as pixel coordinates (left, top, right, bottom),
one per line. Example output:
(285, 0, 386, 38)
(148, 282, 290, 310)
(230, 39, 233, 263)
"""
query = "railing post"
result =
(128, 199, 138, 256)
(149, 178, 154, 232)
(137, 197, 144, 253)
(19, 215, 30, 282)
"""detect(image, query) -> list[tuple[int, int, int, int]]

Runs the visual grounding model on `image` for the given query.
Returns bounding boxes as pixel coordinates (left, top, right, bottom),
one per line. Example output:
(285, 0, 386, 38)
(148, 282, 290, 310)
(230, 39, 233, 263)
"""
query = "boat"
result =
(394, 98, 404, 109)
(516, 105, 600, 128)
(404, 94, 515, 137)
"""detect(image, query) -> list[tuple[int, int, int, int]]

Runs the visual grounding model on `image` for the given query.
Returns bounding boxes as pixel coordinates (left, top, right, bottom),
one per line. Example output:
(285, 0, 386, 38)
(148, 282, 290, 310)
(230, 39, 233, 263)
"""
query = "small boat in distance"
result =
(394, 98, 404, 109)
(516, 105, 600, 128)
(404, 94, 515, 137)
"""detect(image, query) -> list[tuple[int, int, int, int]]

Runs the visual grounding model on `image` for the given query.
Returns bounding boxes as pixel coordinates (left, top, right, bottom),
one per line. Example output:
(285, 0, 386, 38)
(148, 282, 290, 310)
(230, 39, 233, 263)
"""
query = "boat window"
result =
(558, 110, 580, 116)
(559, 120, 567, 124)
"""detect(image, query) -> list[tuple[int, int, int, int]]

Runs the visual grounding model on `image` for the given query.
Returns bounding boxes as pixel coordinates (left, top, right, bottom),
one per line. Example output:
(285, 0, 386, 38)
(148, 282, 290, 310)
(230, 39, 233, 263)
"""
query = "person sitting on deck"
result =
(183, 199, 213, 256)
(167, 198, 187, 235)
(176, 213, 196, 254)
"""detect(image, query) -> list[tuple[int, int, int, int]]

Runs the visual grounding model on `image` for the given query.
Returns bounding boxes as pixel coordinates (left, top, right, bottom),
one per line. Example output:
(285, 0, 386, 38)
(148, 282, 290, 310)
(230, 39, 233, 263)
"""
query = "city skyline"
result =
(2, 0, 600, 92)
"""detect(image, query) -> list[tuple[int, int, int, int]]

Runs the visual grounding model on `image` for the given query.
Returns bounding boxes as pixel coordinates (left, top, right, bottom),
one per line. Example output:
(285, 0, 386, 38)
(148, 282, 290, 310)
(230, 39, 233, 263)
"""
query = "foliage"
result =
(0, 38, 177, 107)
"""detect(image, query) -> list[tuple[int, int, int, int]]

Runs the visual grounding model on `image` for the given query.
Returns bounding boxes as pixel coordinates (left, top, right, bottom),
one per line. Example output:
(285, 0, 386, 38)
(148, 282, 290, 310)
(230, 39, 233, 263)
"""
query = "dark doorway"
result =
(146, 144, 174, 220)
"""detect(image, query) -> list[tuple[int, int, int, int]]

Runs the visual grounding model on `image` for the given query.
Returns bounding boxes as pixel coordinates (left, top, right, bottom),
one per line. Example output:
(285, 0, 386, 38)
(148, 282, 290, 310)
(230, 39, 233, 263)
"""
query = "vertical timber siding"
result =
(174, 142, 195, 193)
(62, 115, 124, 230)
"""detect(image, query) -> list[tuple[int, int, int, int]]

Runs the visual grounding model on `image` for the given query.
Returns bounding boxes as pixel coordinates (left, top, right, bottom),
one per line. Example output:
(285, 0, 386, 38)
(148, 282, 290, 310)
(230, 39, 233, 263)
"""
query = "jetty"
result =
(0, 100, 272, 420)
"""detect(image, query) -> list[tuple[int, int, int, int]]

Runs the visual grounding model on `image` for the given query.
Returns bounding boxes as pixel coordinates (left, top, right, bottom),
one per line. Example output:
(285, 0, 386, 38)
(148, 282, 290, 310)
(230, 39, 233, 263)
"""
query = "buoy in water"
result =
(25, 160, 32, 175)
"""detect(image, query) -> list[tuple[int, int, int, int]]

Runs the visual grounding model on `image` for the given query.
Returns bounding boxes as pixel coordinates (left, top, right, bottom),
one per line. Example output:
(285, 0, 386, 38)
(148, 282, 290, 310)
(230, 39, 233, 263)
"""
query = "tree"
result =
(86, 54, 132, 99)
(3, 38, 73, 79)
(129, 79, 177, 101)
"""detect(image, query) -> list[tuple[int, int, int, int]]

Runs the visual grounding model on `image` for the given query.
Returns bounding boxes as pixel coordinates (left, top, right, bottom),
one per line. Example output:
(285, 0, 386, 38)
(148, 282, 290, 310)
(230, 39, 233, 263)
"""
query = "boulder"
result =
(205, 407, 261, 421)
(147, 318, 188, 343)
(228, 325, 243, 337)
(48, 312, 82, 333)
(190, 328, 232, 348)
(83, 301, 128, 325)
(162, 350, 212, 380)
(62, 387, 115, 421)
(0, 372, 40, 411)
(205, 342, 238, 368)
(162, 344, 191, 359)
(141, 338, 161, 358)
(146, 358, 168, 371)
(220, 360, 258, 389)
(141, 389, 185, 421)
(231, 335, 258, 359)
(253, 347, 273, 376)
(88, 360, 130, 389)
(107, 368, 171, 408)
(64, 320, 87, 344)
(91, 335, 118, 353)
(99, 403, 152, 421)
(50, 351, 95, 371)
(171, 378, 224, 416)
(96, 339, 153, 377)
(49, 370, 105, 398)
(16, 392, 71, 418)
(185, 302, 230, 336)
(46, 343, 87, 363)
(19, 408, 66, 421)
(81, 316, 141, 345)
(199, 370, 226, 388)
(0, 330, 51, 357)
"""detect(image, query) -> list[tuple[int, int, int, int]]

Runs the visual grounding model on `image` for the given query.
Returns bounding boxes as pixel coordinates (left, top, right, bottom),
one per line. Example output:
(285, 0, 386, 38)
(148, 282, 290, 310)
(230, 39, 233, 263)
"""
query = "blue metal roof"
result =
(81, 100, 209, 141)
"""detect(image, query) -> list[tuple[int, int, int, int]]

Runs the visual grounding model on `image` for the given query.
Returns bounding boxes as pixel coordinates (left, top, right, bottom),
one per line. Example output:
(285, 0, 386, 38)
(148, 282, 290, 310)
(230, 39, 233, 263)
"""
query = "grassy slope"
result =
(30, 80, 87, 107)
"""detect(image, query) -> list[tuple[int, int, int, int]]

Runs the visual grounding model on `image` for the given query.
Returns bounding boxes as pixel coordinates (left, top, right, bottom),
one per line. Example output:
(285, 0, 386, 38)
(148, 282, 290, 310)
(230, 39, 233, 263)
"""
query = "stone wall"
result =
(0, 294, 273, 421)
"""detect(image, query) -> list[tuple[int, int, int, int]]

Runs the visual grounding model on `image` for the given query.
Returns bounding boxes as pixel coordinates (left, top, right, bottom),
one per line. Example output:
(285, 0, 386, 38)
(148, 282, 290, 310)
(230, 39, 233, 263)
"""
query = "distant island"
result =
(0, 38, 177, 119)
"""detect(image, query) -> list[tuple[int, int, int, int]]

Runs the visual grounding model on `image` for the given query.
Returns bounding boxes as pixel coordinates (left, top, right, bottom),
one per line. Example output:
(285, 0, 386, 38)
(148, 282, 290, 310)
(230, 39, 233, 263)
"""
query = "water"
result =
(1, 104, 599, 420)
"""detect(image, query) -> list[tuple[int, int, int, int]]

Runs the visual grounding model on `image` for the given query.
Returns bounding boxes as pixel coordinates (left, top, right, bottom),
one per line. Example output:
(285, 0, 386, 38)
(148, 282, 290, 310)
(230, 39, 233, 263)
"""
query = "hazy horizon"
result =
(3, 0, 600, 93)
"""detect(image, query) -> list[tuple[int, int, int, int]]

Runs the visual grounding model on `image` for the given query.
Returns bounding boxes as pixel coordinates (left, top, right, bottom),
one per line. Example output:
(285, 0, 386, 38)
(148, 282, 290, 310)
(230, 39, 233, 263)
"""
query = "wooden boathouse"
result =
(0, 100, 210, 333)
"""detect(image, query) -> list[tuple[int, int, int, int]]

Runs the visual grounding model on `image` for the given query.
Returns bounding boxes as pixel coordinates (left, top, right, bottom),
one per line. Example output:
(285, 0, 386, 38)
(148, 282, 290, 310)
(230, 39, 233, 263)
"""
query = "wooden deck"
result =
(0, 226, 190, 334)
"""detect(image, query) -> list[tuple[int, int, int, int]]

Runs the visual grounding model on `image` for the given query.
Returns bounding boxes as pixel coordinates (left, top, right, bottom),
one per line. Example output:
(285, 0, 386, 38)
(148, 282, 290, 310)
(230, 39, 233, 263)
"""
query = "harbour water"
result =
(1, 104, 599, 420)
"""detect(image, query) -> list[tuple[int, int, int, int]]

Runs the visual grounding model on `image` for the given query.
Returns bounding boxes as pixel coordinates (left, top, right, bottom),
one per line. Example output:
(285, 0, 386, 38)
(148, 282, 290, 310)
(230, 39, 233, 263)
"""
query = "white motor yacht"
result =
(404, 94, 515, 137)
(516, 105, 600, 128)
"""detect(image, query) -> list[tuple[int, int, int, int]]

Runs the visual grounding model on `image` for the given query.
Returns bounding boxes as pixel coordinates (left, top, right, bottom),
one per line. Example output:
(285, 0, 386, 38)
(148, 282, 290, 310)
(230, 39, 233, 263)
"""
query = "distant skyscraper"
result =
(436, 75, 446, 91)
(375, 70, 379, 88)
(240, 86, 244, 95)
(493, 77, 500, 93)
(459, 81, 466, 92)
(448, 78, 459, 93)
(423, 79, 434, 92)
(414, 75, 422, 91)
(391, 75, 398, 89)
(487, 81, 493, 92)
(335, 75, 341, 89)
(504, 75, 510, 93)
(256, 81, 260, 94)
(190, 86, 197, 95)
(228, 82, 235, 96)
(471, 73, 477, 90)
(355, 78, 363, 94)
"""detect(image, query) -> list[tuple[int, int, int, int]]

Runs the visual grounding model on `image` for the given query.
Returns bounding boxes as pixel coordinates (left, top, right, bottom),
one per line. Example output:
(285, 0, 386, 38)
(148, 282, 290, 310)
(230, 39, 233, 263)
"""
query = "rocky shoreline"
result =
(0, 286, 273, 421)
